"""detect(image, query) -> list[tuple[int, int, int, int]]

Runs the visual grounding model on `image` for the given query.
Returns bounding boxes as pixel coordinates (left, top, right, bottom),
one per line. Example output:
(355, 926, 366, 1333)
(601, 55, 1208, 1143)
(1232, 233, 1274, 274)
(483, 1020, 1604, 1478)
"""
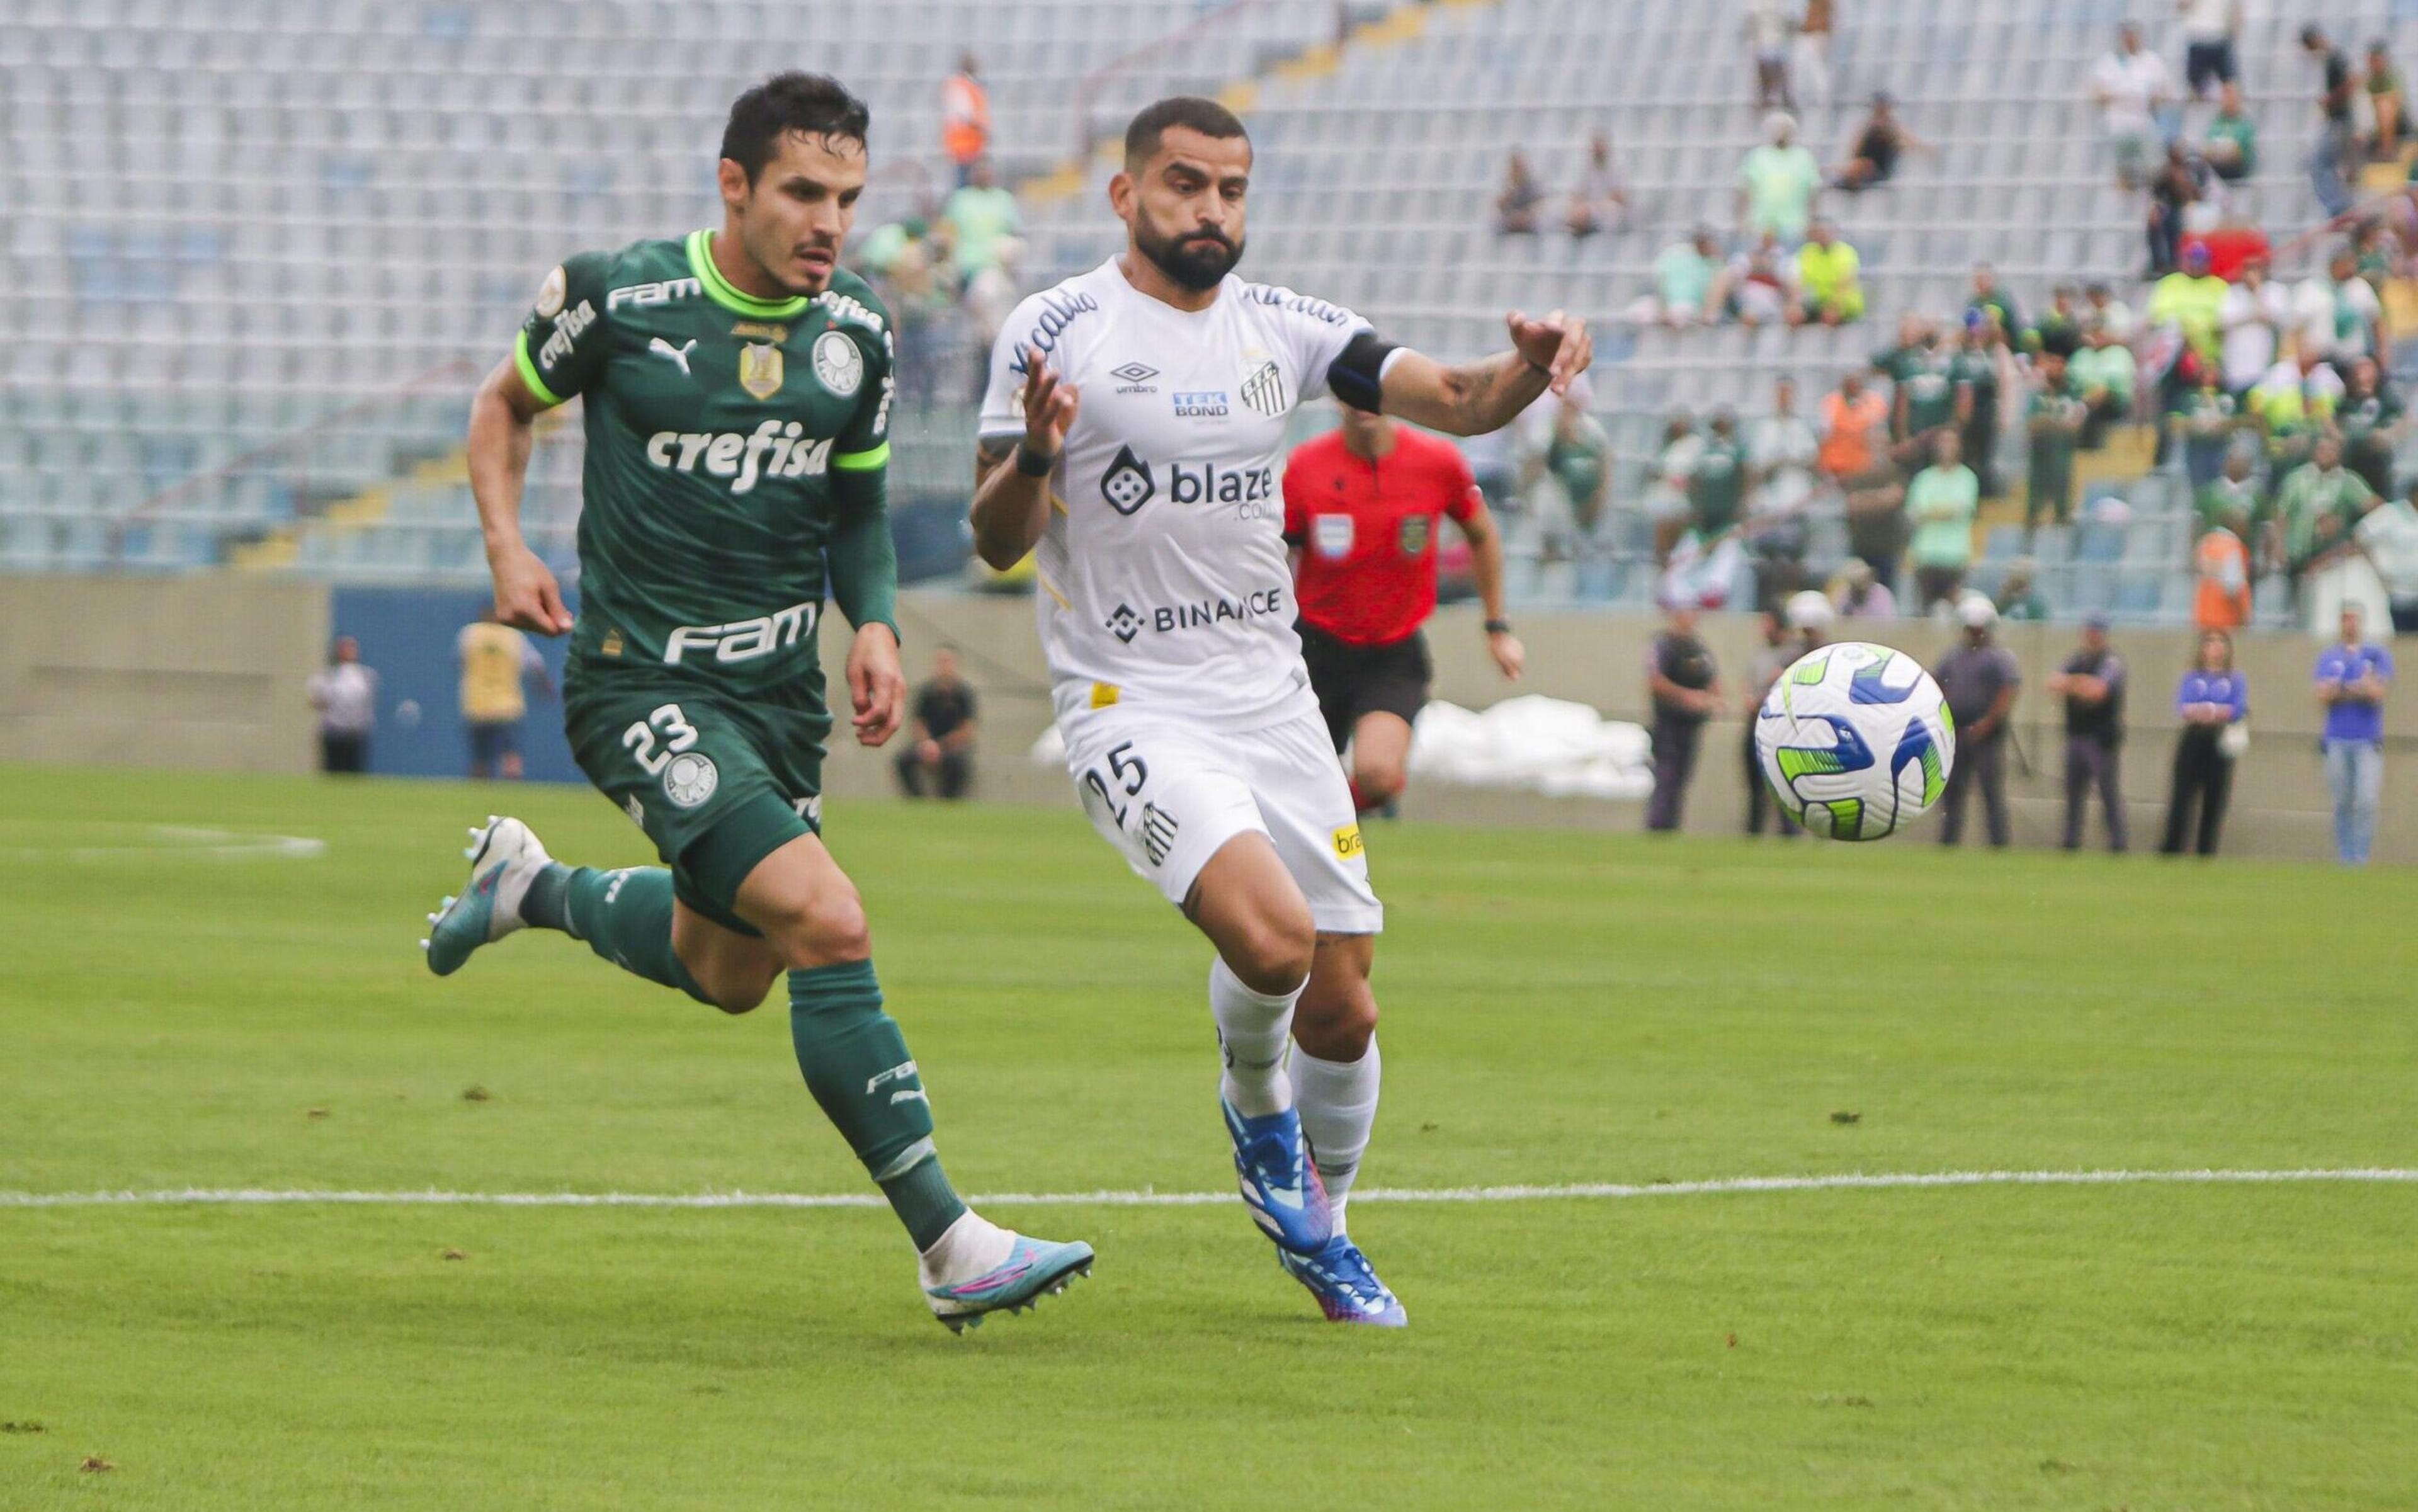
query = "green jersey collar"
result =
(686, 230, 812, 319)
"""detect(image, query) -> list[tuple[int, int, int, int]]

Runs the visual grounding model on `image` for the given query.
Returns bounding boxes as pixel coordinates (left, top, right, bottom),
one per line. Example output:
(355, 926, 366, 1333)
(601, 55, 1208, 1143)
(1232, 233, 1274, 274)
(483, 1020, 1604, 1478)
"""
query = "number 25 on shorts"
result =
(622, 703, 699, 776)
(1082, 740, 1148, 826)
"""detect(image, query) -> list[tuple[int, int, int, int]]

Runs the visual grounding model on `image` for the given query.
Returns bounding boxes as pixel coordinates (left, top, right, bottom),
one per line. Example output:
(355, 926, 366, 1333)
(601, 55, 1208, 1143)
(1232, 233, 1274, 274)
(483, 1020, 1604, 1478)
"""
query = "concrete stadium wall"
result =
(0, 576, 330, 772)
(3, 573, 2404, 863)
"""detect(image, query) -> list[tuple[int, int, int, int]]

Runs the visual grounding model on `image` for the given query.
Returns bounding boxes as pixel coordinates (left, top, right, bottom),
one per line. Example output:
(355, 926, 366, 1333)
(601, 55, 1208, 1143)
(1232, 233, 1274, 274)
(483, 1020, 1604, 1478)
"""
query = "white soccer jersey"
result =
(980, 258, 1372, 727)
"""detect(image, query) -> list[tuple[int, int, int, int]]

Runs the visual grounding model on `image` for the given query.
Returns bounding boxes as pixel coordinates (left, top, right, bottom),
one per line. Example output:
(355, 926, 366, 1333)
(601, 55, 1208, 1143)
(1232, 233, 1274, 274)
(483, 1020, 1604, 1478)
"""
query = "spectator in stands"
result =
(2071, 321, 2139, 449)
(1637, 226, 1724, 327)
(941, 54, 990, 188)
(1795, 0, 1834, 103)
(1496, 150, 1545, 236)
(1995, 557, 2050, 622)
(1715, 230, 1796, 326)
(943, 156, 1019, 284)
(895, 647, 978, 800)
(1792, 219, 1863, 326)
(1645, 603, 1722, 833)
(308, 635, 376, 776)
(1567, 133, 1628, 239)
(2336, 357, 2404, 497)
(2251, 353, 2344, 513)
(2034, 285, 2086, 359)
(1829, 558, 1896, 620)
(2093, 23, 2173, 191)
(2219, 257, 2290, 399)
(1906, 430, 1980, 613)
(457, 608, 551, 781)
(1934, 595, 2021, 847)
(2203, 79, 2257, 182)
(2161, 628, 2247, 856)
(2026, 351, 2089, 537)
(1530, 392, 1614, 566)
(2276, 434, 2375, 587)
(2177, 0, 2242, 101)
(2315, 605, 2393, 864)
(1748, 376, 1821, 604)
(1688, 409, 1751, 548)
(1831, 92, 1931, 193)
(1967, 264, 2021, 343)
(2295, 244, 2387, 368)
(1954, 314, 2015, 500)
(2305, 26, 2359, 218)
(1821, 371, 1902, 589)
(1877, 315, 1967, 465)
(2198, 447, 2261, 535)
(1745, 1, 1796, 111)
(2085, 280, 2142, 343)
(1647, 411, 1704, 564)
(2353, 217, 2398, 291)
(2169, 370, 2241, 491)
(1741, 606, 1803, 838)
(2367, 40, 2407, 162)
(882, 232, 954, 411)
(2358, 482, 2418, 633)
(1736, 112, 1822, 245)
(2145, 142, 2205, 277)
(2048, 615, 2130, 851)
(2194, 500, 2255, 632)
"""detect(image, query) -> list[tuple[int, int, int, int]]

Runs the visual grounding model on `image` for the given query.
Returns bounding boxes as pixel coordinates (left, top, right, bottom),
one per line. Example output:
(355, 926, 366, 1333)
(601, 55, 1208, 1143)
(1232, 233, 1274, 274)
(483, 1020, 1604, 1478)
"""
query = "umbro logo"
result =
(1108, 362, 1159, 385)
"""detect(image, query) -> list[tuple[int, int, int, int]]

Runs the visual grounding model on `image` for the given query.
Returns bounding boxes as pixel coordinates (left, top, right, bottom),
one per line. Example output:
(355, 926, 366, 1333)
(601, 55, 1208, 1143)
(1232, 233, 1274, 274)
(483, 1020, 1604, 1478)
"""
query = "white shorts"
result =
(1059, 703, 1384, 935)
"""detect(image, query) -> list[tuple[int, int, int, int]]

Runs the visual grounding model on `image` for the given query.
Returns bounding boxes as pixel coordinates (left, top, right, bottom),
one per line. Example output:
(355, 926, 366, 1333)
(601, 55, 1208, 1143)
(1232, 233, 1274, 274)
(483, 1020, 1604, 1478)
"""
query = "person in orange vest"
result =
(942, 54, 990, 188)
(2194, 503, 2253, 631)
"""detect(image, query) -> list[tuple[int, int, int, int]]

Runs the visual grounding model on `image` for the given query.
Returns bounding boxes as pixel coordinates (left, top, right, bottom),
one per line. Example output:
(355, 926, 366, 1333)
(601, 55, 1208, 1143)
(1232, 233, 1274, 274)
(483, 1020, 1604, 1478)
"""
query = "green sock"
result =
(543, 865, 715, 1008)
(790, 960, 968, 1250)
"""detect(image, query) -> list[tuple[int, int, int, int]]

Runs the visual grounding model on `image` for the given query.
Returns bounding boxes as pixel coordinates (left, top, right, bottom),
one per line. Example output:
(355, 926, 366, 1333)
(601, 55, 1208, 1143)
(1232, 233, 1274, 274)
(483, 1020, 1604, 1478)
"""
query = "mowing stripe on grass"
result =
(3, 1168, 2412, 1210)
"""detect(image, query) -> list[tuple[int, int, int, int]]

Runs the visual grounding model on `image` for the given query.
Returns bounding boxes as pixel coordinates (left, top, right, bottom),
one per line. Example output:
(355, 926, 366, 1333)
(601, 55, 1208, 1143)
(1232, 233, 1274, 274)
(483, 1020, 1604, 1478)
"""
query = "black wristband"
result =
(1484, 618, 1514, 635)
(1014, 443, 1055, 477)
(1523, 358, 1553, 382)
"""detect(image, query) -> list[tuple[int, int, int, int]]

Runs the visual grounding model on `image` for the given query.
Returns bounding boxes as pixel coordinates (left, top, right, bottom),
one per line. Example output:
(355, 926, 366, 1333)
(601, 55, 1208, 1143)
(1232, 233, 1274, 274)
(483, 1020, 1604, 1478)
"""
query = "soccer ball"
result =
(1754, 641, 1955, 841)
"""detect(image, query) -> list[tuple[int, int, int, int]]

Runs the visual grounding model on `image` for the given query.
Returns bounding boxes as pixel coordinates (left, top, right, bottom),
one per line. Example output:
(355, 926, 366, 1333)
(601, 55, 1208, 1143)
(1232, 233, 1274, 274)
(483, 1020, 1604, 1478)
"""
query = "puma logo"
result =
(649, 336, 696, 375)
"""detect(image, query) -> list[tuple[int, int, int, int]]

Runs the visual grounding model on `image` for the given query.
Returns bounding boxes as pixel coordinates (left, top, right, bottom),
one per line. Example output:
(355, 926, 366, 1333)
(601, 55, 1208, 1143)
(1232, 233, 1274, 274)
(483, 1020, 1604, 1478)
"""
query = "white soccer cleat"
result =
(421, 816, 554, 975)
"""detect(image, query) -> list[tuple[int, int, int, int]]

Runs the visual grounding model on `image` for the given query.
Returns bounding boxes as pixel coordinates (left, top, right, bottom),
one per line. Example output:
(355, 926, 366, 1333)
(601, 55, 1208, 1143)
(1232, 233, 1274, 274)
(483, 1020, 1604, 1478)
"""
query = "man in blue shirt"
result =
(2315, 606, 2394, 864)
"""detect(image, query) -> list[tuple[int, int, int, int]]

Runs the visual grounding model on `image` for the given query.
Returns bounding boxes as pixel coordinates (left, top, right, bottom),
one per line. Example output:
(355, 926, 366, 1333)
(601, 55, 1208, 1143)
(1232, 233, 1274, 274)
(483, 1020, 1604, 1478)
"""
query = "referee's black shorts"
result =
(1297, 622, 1433, 754)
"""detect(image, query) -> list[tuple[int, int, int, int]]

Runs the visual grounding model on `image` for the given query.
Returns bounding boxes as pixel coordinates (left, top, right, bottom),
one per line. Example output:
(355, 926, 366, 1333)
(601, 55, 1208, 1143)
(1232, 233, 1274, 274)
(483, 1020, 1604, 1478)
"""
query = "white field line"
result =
(0, 825, 326, 861)
(3, 1168, 2413, 1211)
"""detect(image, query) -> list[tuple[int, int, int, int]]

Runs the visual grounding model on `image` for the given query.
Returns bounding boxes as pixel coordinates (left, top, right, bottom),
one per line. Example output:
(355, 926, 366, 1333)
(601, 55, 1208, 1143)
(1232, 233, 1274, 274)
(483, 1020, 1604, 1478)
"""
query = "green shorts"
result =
(563, 664, 831, 933)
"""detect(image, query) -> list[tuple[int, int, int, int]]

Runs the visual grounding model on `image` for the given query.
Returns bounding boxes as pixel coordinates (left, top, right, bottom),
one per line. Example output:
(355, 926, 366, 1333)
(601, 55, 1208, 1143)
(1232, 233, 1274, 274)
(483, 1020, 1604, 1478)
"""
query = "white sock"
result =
(917, 1208, 1014, 1288)
(1210, 956, 1305, 1118)
(1294, 1035, 1382, 1233)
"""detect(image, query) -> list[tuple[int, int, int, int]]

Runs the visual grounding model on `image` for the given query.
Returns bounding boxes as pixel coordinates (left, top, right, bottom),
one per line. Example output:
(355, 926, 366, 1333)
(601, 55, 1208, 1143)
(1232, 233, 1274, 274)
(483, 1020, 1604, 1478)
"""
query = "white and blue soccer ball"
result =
(1753, 641, 1955, 842)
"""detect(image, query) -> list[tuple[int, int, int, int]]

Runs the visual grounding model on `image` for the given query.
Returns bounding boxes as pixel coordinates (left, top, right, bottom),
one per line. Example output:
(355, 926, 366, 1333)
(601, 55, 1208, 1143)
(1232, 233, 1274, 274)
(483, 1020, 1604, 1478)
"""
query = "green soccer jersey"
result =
(513, 231, 896, 697)
(2026, 382, 2087, 496)
(2274, 463, 2374, 564)
(1688, 436, 1749, 535)
(1893, 348, 1961, 436)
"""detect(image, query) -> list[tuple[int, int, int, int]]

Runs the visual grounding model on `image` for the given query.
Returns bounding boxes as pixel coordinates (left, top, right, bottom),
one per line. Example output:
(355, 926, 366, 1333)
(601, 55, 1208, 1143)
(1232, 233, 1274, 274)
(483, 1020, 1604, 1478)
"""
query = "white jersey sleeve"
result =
(979, 290, 1076, 441)
(1242, 283, 1371, 405)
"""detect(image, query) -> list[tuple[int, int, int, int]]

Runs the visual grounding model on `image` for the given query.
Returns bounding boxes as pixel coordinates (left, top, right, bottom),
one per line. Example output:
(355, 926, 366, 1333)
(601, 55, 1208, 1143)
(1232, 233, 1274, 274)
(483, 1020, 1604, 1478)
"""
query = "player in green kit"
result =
(422, 73, 1092, 1332)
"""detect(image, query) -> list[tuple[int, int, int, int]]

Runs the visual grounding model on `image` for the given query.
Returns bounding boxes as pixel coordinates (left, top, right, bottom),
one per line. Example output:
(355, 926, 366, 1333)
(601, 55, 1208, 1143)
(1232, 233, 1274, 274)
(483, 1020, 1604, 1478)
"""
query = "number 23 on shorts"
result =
(622, 703, 699, 775)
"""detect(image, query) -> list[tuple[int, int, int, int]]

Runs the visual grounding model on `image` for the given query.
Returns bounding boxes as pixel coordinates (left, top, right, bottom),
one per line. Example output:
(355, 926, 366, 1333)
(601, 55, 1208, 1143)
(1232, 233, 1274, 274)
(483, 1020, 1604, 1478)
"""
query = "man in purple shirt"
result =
(2315, 605, 2394, 864)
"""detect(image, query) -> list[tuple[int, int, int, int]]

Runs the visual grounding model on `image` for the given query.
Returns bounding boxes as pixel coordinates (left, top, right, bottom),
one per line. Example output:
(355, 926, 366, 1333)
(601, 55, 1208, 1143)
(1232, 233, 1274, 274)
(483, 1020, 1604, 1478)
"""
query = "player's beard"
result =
(1136, 216, 1243, 292)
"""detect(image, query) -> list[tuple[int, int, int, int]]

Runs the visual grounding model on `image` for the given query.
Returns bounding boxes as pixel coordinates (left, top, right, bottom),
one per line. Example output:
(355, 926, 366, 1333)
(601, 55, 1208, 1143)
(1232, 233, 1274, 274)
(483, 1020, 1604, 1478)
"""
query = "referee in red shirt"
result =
(1283, 406, 1525, 813)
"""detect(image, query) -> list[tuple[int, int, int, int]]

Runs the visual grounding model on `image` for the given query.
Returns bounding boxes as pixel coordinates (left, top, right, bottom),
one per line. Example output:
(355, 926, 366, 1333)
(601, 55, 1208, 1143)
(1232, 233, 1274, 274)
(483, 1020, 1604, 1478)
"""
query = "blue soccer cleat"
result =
(924, 1233, 1096, 1334)
(422, 816, 552, 976)
(1221, 1098, 1332, 1254)
(1279, 1235, 1408, 1327)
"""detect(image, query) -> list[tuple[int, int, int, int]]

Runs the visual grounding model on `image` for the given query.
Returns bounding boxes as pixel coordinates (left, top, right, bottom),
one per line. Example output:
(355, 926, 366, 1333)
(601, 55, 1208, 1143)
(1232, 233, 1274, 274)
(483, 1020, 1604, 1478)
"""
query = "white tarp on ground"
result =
(1030, 695, 1655, 802)
(1409, 695, 1654, 800)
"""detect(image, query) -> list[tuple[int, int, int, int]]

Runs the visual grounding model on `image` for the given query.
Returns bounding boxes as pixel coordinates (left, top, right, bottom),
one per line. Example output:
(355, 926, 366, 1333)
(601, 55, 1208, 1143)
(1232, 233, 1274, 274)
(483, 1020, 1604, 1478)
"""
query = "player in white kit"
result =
(969, 98, 1591, 1326)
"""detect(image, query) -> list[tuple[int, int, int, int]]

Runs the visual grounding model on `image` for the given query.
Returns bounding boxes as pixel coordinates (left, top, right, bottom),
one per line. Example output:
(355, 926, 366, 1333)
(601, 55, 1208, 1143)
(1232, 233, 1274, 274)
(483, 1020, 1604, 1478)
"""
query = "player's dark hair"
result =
(721, 72, 870, 183)
(1123, 96, 1249, 166)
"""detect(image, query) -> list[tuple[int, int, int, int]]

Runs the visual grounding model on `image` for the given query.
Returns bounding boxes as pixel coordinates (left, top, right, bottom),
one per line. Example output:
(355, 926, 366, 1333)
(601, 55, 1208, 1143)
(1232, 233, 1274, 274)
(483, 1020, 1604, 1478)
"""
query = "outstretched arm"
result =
(1456, 505, 1525, 680)
(1377, 310, 1592, 436)
(467, 356, 572, 635)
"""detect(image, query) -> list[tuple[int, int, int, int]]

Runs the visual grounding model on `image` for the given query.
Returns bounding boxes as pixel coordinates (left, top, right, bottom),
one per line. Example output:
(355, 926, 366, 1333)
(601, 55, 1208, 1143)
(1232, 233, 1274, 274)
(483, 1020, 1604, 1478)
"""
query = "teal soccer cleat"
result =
(422, 816, 552, 976)
(924, 1234, 1096, 1334)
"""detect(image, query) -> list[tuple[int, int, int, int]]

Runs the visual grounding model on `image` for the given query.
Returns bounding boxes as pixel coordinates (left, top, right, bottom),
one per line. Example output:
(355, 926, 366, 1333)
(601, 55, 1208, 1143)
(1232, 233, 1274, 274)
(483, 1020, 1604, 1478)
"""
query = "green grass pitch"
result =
(3, 765, 2414, 1509)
